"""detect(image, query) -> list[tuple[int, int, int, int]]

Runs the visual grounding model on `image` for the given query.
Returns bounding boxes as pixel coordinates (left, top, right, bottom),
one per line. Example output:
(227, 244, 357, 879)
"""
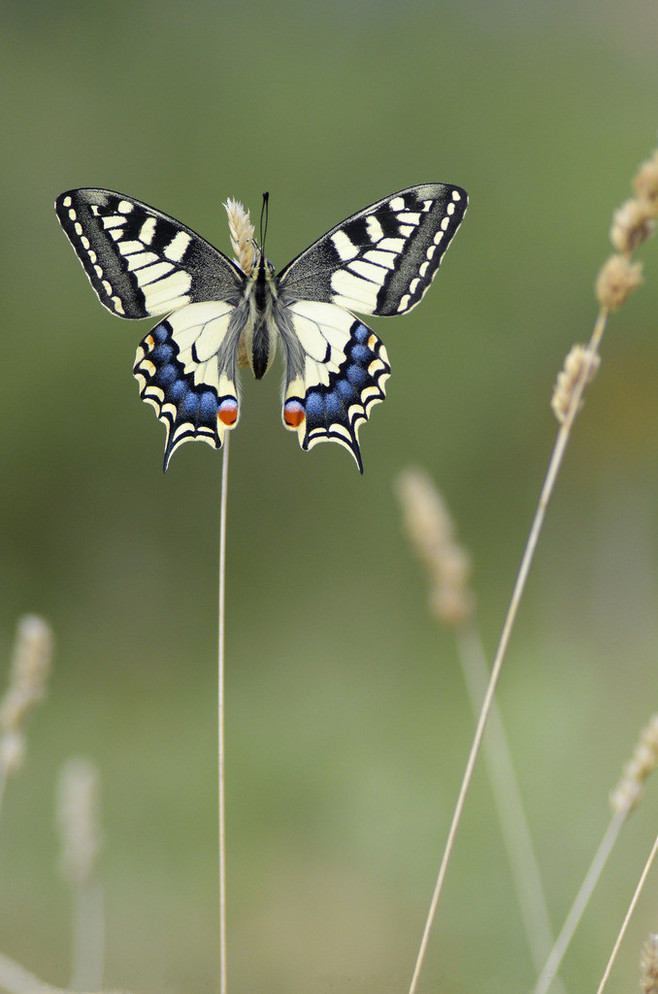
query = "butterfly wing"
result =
(277, 183, 467, 317)
(134, 301, 244, 470)
(55, 188, 244, 319)
(55, 189, 248, 468)
(280, 301, 391, 472)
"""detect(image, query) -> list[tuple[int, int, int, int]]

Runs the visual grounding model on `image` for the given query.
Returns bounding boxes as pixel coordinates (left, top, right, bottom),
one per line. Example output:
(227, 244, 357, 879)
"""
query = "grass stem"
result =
(218, 432, 230, 994)
(595, 832, 658, 994)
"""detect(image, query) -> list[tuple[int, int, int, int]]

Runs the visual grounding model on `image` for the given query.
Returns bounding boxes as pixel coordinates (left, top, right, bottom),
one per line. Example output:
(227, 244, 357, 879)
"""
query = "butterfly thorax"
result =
(239, 250, 279, 380)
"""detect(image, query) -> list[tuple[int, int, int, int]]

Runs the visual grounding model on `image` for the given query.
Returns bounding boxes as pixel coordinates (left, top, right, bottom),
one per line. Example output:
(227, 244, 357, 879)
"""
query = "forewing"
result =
(278, 183, 467, 317)
(134, 301, 243, 470)
(280, 301, 391, 472)
(55, 189, 244, 319)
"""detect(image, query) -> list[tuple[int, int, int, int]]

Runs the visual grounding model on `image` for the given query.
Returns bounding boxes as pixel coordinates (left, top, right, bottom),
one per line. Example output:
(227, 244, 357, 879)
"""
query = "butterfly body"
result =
(55, 184, 467, 471)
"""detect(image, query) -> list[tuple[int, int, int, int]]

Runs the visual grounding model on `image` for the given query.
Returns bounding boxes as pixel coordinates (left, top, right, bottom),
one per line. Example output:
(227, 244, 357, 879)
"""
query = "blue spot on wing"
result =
(346, 364, 367, 387)
(349, 344, 369, 363)
(156, 363, 177, 386)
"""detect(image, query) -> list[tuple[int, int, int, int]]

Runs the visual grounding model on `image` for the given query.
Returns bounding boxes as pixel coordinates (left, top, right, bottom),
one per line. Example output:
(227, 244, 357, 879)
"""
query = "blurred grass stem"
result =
(0, 951, 68, 994)
(408, 310, 608, 994)
(455, 623, 557, 978)
(218, 432, 230, 994)
(534, 807, 626, 994)
(70, 881, 104, 991)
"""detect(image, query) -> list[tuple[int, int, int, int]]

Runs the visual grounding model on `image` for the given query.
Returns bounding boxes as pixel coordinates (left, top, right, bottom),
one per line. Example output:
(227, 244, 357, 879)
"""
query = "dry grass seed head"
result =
(609, 713, 658, 814)
(224, 198, 256, 275)
(0, 616, 53, 775)
(595, 254, 643, 312)
(395, 468, 474, 629)
(610, 199, 656, 255)
(551, 344, 601, 423)
(633, 150, 658, 218)
(640, 934, 658, 994)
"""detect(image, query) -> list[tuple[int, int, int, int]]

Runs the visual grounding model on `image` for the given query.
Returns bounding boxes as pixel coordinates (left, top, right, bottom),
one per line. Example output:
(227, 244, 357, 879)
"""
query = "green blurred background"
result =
(1, 2, 657, 992)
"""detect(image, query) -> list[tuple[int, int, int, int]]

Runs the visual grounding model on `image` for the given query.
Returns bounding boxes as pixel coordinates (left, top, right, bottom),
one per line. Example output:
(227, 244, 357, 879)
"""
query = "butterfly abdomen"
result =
(242, 258, 280, 379)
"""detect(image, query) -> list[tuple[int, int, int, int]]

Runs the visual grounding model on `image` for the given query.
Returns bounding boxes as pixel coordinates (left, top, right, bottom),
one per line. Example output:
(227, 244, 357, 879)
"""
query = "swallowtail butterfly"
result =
(55, 184, 467, 471)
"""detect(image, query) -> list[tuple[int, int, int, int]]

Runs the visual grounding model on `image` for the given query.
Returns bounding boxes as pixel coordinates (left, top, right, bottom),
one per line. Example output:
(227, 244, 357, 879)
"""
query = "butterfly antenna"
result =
(260, 192, 269, 252)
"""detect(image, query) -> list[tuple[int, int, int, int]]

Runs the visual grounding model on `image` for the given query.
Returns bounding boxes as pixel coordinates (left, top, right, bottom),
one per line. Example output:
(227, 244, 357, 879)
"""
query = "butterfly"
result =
(54, 184, 467, 471)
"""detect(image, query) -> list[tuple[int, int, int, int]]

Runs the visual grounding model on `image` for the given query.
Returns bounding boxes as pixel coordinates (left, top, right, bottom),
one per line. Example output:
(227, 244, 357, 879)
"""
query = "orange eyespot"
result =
(218, 400, 238, 426)
(284, 401, 305, 429)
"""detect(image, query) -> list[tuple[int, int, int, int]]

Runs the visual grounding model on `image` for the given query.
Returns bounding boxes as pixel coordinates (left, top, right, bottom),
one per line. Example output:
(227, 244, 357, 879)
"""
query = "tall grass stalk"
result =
(217, 196, 253, 994)
(218, 431, 230, 994)
(407, 145, 657, 994)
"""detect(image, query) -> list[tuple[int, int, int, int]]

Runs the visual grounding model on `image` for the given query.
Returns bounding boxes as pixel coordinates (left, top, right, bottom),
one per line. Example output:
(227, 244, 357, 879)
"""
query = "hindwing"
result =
(133, 302, 242, 470)
(278, 183, 467, 316)
(281, 301, 391, 472)
(55, 189, 244, 319)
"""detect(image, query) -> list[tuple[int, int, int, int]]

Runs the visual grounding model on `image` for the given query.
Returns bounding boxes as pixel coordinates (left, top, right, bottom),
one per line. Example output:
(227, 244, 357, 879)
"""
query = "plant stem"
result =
(218, 432, 230, 994)
(595, 831, 658, 994)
